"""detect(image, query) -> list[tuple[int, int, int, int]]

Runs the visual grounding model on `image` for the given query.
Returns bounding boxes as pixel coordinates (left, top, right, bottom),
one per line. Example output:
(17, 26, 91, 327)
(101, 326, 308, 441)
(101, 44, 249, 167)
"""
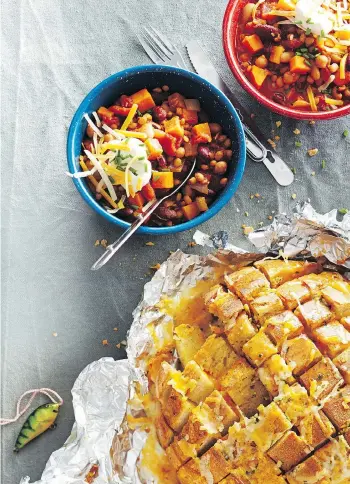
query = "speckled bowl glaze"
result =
(67, 65, 246, 234)
(223, 0, 350, 120)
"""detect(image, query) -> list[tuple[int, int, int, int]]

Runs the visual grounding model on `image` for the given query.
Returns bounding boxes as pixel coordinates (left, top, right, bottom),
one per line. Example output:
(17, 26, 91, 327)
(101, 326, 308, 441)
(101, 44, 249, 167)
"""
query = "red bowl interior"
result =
(223, 0, 350, 120)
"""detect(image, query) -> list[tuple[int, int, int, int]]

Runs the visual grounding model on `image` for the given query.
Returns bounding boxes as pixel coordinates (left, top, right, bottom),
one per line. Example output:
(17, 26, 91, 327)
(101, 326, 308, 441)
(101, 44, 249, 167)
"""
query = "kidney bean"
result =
(157, 155, 168, 169)
(120, 95, 134, 108)
(198, 145, 211, 160)
(272, 92, 286, 105)
(153, 106, 167, 122)
(254, 24, 281, 42)
(158, 206, 178, 219)
(282, 38, 303, 50)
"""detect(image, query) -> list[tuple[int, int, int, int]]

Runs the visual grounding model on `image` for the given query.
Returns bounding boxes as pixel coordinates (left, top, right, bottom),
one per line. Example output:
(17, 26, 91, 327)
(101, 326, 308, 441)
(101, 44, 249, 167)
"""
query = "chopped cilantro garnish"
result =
(321, 159, 326, 169)
(295, 20, 303, 24)
(338, 208, 348, 214)
(343, 129, 349, 138)
(138, 155, 145, 160)
(306, 18, 314, 24)
(300, 47, 308, 52)
(305, 28, 312, 35)
(321, 29, 325, 37)
(295, 141, 302, 147)
(129, 167, 138, 176)
(136, 109, 142, 117)
(304, 59, 312, 67)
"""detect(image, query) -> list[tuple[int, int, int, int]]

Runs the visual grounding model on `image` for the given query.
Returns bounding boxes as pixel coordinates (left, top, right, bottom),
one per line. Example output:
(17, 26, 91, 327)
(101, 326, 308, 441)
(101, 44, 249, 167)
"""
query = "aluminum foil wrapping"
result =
(20, 201, 350, 483)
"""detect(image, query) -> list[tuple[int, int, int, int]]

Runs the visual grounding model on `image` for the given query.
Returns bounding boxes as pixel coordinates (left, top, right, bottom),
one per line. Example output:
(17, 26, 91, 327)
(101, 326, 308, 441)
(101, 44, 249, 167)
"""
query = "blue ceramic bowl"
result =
(67, 65, 246, 234)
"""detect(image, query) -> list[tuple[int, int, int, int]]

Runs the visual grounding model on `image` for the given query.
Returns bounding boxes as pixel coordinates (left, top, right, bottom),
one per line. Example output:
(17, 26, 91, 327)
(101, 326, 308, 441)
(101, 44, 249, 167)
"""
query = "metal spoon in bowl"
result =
(91, 159, 197, 271)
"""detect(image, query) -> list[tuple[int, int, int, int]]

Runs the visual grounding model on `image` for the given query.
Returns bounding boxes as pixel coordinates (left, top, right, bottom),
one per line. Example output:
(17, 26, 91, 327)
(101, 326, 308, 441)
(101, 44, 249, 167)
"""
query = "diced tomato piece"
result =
(286, 88, 299, 104)
(141, 183, 156, 201)
(333, 70, 350, 86)
(182, 109, 198, 125)
(168, 92, 186, 109)
(101, 116, 120, 128)
(128, 192, 145, 208)
(119, 95, 134, 108)
(321, 67, 331, 82)
(109, 105, 132, 116)
(158, 133, 178, 156)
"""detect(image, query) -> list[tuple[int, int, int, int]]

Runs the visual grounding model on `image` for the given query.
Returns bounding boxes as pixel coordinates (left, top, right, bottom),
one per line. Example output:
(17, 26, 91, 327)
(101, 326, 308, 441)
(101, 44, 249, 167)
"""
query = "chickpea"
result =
(241, 2, 255, 24)
(166, 221, 173, 227)
(188, 177, 196, 185)
(344, 89, 350, 98)
(162, 85, 169, 92)
(144, 113, 152, 121)
(214, 161, 228, 174)
(271, 75, 278, 82)
(195, 172, 205, 183)
(328, 63, 339, 73)
(173, 158, 182, 168)
(271, 82, 277, 89)
(307, 75, 314, 84)
(176, 107, 183, 116)
(129, 122, 138, 130)
(224, 149, 233, 160)
(153, 87, 162, 93)
(86, 124, 94, 138)
(276, 76, 284, 88)
(183, 186, 193, 197)
(240, 53, 250, 62)
(215, 150, 224, 161)
(174, 179, 181, 186)
(180, 118, 185, 126)
(332, 87, 342, 100)
(176, 193, 182, 202)
(331, 53, 342, 63)
(209, 151, 215, 160)
(201, 164, 209, 170)
(183, 195, 192, 205)
(167, 156, 175, 163)
(176, 210, 183, 219)
(223, 138, 231, 148)
(210, 160, 217, 168)
(299, 33, 306, 43)
(310, 65, 321, 81)
(338, 85, 346, 92)
(220, 178, 228, 186)
(315, 55, 328, 69)
(280, 51, 294, 63)
(305, 36, 315, 47)
(209, 123, 222, 135)
(104, 133, 114, 142)
(167, 111, 173, 119)
(217, 134, 227, 144)
(138, 116, 147, 125)
(283, 71, 296, 85)
(280, 66, 289, 74)
(183, 135, 189, 143)
(255, 55, 268, 69)
(176, 147, 185, 158)
(110, 123, 118, 129)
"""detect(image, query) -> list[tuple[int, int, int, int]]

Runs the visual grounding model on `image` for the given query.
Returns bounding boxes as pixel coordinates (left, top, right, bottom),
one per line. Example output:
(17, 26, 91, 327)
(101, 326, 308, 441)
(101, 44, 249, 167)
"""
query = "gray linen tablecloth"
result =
(1, 0, 349, 482)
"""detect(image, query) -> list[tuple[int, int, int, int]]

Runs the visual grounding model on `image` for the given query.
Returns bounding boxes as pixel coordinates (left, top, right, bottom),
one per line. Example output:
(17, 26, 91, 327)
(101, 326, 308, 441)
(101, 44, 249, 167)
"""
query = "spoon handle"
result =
(91, 199, 160, 271)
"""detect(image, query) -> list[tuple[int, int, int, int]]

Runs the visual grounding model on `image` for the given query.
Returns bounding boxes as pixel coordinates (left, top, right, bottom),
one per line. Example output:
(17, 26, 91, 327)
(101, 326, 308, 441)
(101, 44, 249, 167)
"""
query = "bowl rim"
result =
(67, 64, 246, 235)
(222, 0, 350, 121)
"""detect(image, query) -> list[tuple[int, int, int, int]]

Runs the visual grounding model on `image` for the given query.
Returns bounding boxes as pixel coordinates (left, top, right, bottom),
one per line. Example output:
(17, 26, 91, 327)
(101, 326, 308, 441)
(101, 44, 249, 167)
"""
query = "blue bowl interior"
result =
(67, 65, 246, 234)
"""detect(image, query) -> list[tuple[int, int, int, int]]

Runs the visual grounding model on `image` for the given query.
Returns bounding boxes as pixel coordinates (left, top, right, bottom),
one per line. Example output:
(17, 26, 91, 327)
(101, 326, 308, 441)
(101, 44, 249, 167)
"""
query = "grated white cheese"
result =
(91, 111, 101, 128)
(318, 74, 336, 91)
(84, 150, 117, 201)
(83, 113, 103, 138)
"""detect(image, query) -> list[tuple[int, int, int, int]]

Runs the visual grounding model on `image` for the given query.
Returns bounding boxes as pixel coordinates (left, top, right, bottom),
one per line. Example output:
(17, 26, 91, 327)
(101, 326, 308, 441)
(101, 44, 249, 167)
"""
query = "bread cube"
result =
(225, 312, 257, 355)
(341, 315, 350, 330)
(224, 267, 270, 303)
(267, 431, 312, 472)
(199, 441, 233, 483)
(300, 271, 344, 296)
(249, 292, 284, 324)
(194, 335, 238, 379)
(312, 321, 350, 358)
(147, 345, 174, 383)
(221, 456, 285, 484)
(183, 360, 215, 404)
(298, 410, 335, 448)
(285, 455, 324, 484)
(166, 440, 196, 472)
(156, 413, 174, 449)
(249, 402, 292, 452)
(174, 324, 206, 367)
(294, 298, 333, 330)
(243, 330, 277, 367)
(299, 357, 344, 402)
(264, 310, 304, 349)
(344, 428, 350, 446)
(276, 279, 311, 310)
(333, 348, 350, 383)
(323, 385, 350, 431)
(203, 390, 238, 431)
(281, 335, 322, 376)
(220, 358, 270, 417)
(254, 259, 321, 288)
(258, 354, 295, 396)
(312, 436, 350, 482)
(177, 457, 207, 484)
(321, 283, 350, 319)
(277, 383, 314, 426)
(162, 388, 195, 432)
(205, 285, 244, 321)
(156, 361, 177, 404)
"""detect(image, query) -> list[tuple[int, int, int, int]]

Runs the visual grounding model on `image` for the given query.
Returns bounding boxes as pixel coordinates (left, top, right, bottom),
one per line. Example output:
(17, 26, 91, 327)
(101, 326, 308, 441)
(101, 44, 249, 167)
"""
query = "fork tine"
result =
(138, 33, 164, 64)
(143, 27, 172, 61)
(149, 26, 174, 55)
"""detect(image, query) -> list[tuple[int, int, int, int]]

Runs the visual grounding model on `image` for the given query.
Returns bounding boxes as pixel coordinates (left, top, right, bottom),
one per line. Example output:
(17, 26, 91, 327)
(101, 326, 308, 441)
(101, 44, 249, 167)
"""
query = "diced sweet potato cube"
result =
(183, 360, 215, 404)
(164, 115, 184, 139)
(298, 410, 335, 448)
(333, 348, 350, 384)
(206, 285, 244, 321)
(174, 324, 206, 367)
(162, 388, 195, 432)
(242, 34, 264, 54)
(130, 88, 155, 113)
(248, 65, 269, 89)
(281, 335, 322, 376)
(177, 458, 207, 484)
(249, 402, 292, 452)
(295, 298, 333, 330)
(243, 330, 277, 367)
(156, 413, 174, 449)
(194, 335, 238, 379)
(285, 455, 324, 484)
(182, 201, 200, 221)
(290, 56, 311, 74)
(225, 312, 257, 355)
(225, 267, 270, 303)
(321, 284, 350, 319)
(254, 260, 321, 288)
(191, 123, 212, 144)
(323, 385, 350, 431)
(276, 279, 311, 310)
(312, 321, 350, 358)
(299, 357, 344, 402)
(267, 431, 312, 472)
(249, 292, 284, 324)
(196, 197, 208, 213)
(269, 45, 285, 64)
(151, 171, 174, 189)
(145, 138, 163, 160)
(220, 358, 270, 417)
(258, 354, 295, 396)
(182, 109, 198, 125)
(264, 310, 304, 348)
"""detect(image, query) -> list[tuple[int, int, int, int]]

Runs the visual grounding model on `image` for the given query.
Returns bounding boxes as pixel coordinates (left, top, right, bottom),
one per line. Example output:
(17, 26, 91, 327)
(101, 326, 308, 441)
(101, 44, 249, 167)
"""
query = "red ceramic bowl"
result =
(223, 0, 350, 120)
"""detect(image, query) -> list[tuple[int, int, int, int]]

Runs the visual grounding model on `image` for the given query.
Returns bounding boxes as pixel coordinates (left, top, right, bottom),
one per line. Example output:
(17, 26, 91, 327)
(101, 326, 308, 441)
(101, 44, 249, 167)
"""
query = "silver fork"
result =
(138, 26, 187, 69)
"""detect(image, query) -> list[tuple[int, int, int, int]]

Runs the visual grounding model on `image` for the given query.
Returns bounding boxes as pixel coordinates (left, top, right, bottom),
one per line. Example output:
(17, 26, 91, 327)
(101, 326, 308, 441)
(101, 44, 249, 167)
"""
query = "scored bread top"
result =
(144, 259, 350, 483)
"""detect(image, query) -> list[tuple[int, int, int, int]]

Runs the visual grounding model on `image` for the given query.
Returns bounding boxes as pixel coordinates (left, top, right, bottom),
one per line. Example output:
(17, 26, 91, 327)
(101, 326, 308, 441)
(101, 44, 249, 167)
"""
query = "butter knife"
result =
(186, 40, 294, 186)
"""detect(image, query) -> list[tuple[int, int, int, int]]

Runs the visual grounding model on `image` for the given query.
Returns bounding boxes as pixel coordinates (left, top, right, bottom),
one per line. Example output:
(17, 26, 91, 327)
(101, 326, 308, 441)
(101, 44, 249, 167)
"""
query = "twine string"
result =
(0, 388, 63, 426)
